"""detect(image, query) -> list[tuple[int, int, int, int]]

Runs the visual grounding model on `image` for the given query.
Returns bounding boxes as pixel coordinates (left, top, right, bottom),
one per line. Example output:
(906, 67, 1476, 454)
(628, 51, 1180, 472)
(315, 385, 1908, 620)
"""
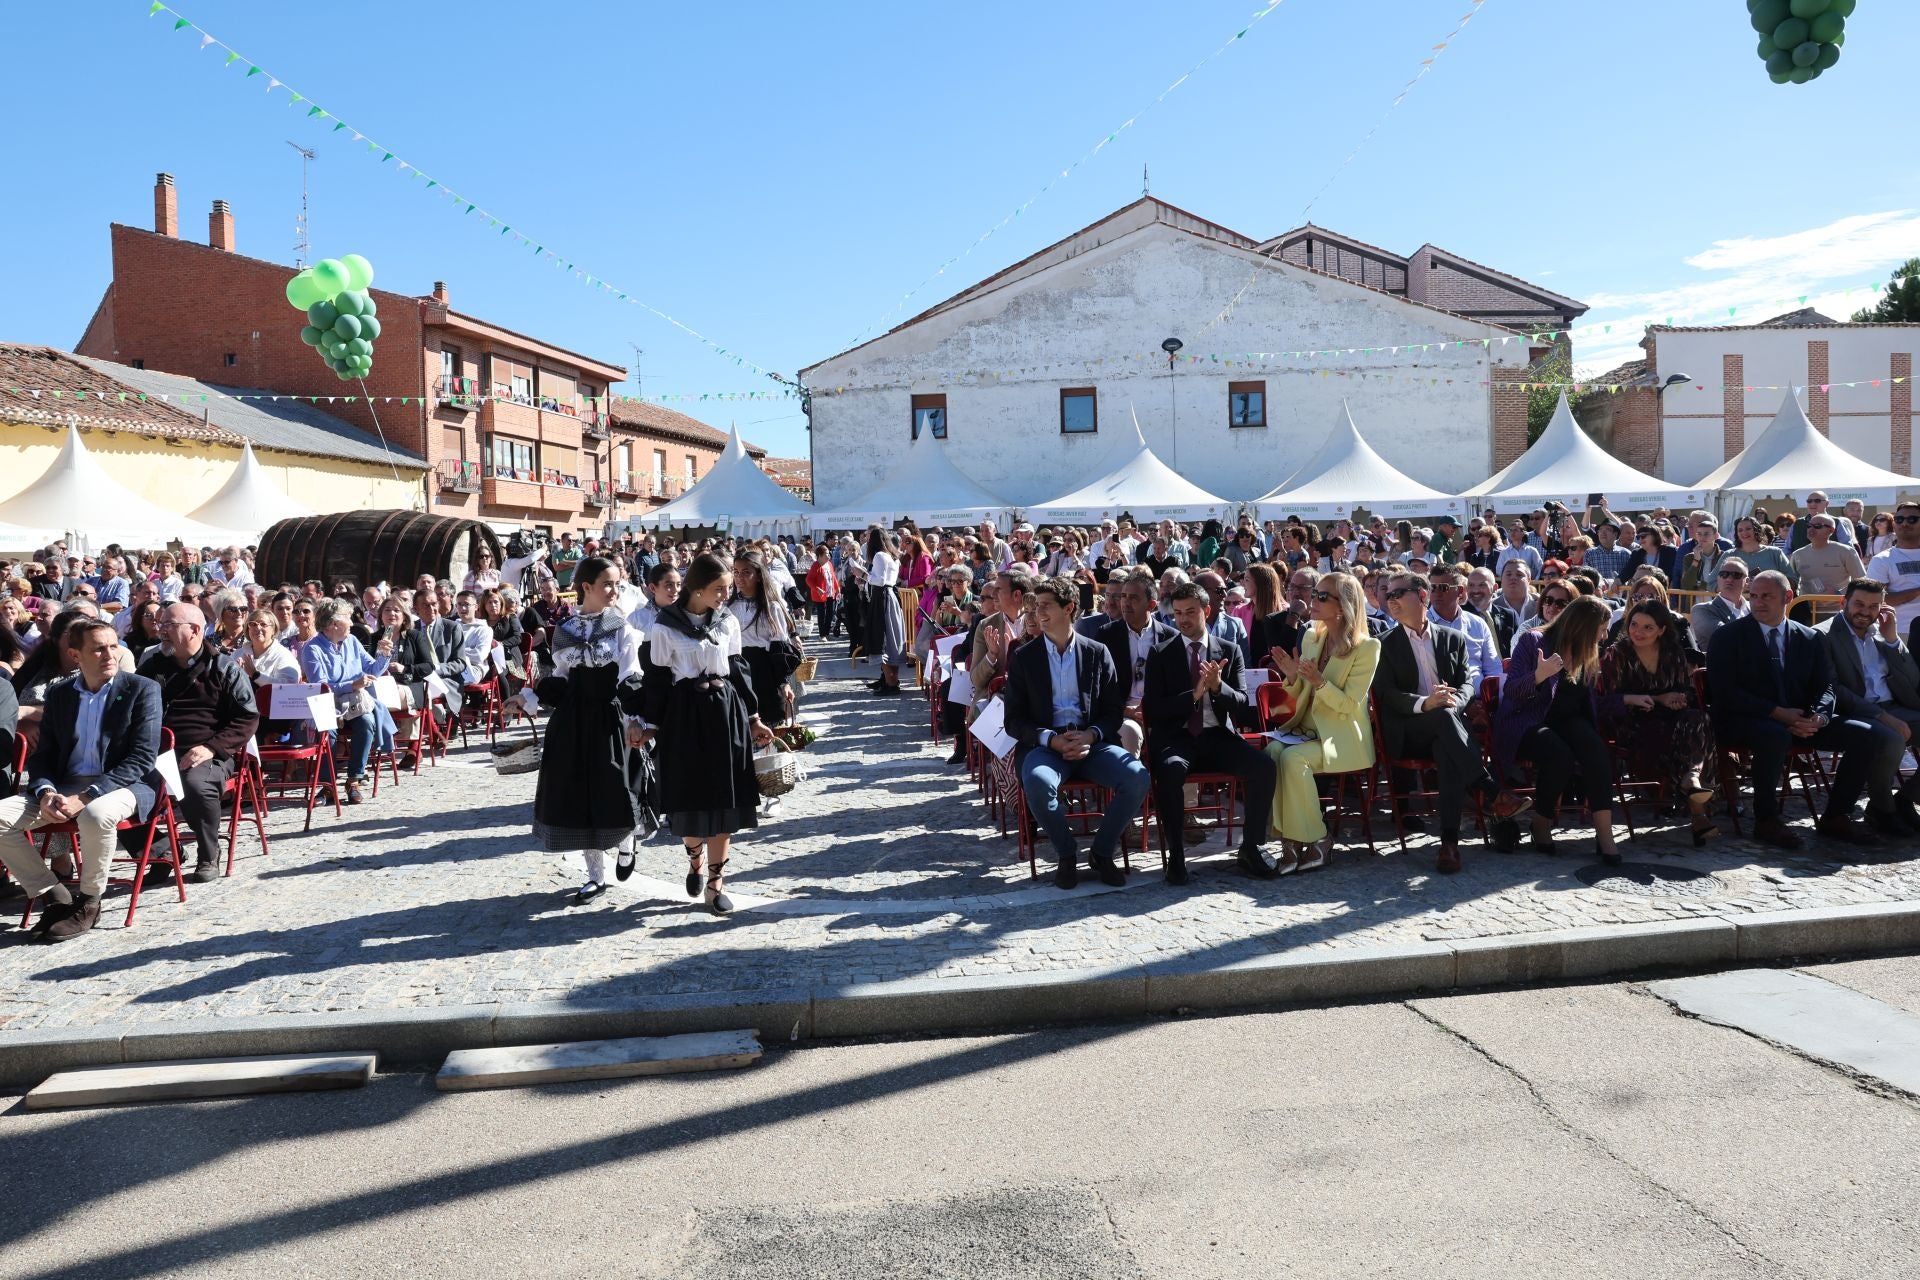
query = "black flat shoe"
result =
(615, 847, 636, 882)
(573, 880, 607, 904)
(685, 846, 704, 898)
(705, 859, 733, 915)
(1054, 859, 1079, 890)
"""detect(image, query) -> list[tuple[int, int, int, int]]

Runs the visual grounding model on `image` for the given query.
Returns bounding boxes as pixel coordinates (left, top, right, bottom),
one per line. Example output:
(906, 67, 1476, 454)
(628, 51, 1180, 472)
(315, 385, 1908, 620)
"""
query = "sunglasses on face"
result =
(1896, 515, 1920, 525)
(1385, 586, 1419, 601)
(1718, 570, 1748, 580)
(1311, 589, 1337, 603)
(1541, 595, 1570, 607)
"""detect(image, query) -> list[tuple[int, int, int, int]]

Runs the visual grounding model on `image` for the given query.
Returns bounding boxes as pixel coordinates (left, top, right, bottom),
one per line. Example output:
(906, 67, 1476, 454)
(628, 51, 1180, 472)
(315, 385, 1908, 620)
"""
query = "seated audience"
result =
(1789, 512, 1866, 599)
(1817, 578, 1920, 835)
(1689, 556, 1751, 651)
(1597, 600, 1717, 843)
(300, 598, 397, 806)
(1426, 565, 1503, 690)
(1098, 570, 1175, 758)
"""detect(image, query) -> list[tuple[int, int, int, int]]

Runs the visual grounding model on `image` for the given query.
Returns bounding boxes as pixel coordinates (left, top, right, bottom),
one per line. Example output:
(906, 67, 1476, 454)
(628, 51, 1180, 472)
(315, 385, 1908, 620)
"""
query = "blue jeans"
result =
(343, 713, 375, 780)
(1019, 742, 1150, 863)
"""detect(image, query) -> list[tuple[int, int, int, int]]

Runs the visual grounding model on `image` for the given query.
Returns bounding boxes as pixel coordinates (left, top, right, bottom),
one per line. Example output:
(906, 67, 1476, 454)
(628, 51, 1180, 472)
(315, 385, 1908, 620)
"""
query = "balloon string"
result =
(355, 377, 412, 504)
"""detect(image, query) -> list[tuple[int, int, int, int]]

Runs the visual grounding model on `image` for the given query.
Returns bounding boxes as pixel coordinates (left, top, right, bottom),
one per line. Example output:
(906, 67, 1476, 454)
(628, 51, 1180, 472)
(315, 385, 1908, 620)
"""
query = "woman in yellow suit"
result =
(1265, 572, 1379, 874)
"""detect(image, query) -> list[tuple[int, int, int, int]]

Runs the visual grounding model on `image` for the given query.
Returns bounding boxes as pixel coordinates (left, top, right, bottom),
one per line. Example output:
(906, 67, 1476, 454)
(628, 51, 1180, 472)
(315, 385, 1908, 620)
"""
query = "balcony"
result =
(584, 481, 612, 507)
(436, 458, 482, 493)
(433, 376, 481, 410)
(614, 473, 646, 499)
(582, 410, 610, 441)
(479, 396, 539, 437)
(480, 466, 586, 516)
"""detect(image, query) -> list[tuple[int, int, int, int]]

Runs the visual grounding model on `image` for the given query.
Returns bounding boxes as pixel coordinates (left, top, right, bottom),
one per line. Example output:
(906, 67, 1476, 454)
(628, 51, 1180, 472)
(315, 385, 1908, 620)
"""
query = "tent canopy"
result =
(1465, 392, 1703, 513)
(1252, 401, 1463, 521)
(1698, 390, 1920, 510)
(1025, 411, 1235, 525)
(186, 441, 316, 545)
(811, 434, 1010, 531)
(0, 425, 224, 548)
(631, 426, 812, 536)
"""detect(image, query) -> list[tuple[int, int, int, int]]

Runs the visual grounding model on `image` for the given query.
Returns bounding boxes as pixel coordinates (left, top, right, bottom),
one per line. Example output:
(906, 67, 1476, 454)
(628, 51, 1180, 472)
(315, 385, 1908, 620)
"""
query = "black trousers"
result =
(1520, 718, 1613, 816)
(179, 755, 235, 868)
(1728, 713, 1881, 822)
(1394, 710, 1491, 839)
(1151, 726, 1276, 856)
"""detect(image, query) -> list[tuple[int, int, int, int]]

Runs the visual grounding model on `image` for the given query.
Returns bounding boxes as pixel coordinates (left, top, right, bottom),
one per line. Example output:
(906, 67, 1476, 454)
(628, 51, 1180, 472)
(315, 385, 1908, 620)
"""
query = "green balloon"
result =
(1816, 41, 1840, 68)
(1751, 0, 1790, 33)
(1830, 0, 1855, 14)
(299, 325, 325, 346)
(1833, 29, 1845, 45)
(361, 294, 377, 318)
(333, 290, 365, 318)
(1765, 48, 1794, 73)
(338, 370, 356, 382)
(1792, 39, 1820, 66)
(1769, 68, 1793, 82)
(1773, 16, 1809, 46)
(285, 271, 325, 310)
(339, 253, 374, 292)
(307, 300, 338, 328)
(1758, 35, 1777, 57)
(360, 315, 382, 341)
(347, 337, 372, 357)
(1810, 10, 1844, 40)
(311, 258, 351, 296)
(1788, 64, 1816, 82)
(332, 313, 363, 341)
(323, 355, 342, 371)
(1788, 0, 1830, 16)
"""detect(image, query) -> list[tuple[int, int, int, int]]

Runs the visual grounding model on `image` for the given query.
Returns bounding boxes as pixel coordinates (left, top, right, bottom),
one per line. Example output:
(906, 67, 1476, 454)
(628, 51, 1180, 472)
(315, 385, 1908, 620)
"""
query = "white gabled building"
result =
(800, 198, 1561, 512)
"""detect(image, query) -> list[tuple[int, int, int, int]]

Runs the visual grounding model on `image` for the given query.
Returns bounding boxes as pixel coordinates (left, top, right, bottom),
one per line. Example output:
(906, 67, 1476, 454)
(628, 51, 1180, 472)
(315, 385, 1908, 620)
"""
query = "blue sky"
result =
(7, 1, 1918, 457)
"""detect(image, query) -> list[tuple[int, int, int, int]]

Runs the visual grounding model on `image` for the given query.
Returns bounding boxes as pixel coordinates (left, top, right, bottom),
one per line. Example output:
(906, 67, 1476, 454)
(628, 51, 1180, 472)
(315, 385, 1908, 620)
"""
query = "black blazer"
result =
(1095, 616, 1176, 699)
(1373, 623, 1472, 760)
(1002, 631, 1126, 754)
(1247, 610, 1305, 665)
(27, 670, 164, 821)
(1706, 614, 1837, 725)
(0, 677, 17, 797)
(1140, 629, 1253, 743)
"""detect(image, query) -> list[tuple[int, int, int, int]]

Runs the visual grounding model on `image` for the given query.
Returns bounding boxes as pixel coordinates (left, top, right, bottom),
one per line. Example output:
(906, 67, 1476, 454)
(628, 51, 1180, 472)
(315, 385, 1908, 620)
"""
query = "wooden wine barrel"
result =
(256, 512, 503, 590)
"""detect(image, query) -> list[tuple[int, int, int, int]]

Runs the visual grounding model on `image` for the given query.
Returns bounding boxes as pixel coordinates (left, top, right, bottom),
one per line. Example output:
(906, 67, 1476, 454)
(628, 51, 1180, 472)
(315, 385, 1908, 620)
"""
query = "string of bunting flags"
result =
(1, 387, 802, 409)
(144, 2, 796, 390)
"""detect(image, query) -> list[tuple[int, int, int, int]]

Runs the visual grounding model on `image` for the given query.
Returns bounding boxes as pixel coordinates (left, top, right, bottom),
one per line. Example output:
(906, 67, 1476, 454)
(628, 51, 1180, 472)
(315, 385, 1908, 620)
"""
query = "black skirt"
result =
(532, 661, 656, 851)
(658, 674, 759, 839)
(739, 645, 794, 726)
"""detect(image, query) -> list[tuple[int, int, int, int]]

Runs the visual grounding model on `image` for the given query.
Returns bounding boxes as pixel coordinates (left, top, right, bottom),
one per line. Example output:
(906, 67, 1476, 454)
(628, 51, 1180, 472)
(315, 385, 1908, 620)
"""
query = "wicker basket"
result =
(794, 656, 819, 682)
(494, 742, 542, 776)
(753, 748, 800, 797)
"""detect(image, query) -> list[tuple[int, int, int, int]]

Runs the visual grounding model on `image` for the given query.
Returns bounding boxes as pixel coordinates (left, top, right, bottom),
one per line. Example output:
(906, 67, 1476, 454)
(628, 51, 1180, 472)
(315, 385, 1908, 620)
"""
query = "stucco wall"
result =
(0, 423, 424, 529)
(1657, 326, 1920, 485)
(805, 224, 1526, 510)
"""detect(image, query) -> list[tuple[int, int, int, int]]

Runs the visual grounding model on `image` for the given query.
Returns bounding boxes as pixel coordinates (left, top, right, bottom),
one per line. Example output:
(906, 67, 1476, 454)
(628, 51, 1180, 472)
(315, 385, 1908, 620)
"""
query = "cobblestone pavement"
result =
(4, 652, 1920, 1036)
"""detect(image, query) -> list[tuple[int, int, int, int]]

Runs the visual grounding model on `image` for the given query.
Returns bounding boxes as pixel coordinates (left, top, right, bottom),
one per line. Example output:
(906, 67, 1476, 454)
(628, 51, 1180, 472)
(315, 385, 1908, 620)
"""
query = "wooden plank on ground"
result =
(436, 1029, 761, 1092)
(24, 1053, 376, 1110)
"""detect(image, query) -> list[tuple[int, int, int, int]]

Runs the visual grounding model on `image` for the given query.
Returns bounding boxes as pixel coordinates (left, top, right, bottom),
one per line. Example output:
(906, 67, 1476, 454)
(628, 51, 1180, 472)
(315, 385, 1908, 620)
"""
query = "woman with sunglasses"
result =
(1598, 599, 1718, 845)
(207, 588, 249, 653)
(1494, 595, 1623, 862)
(122, 600, 167, 662)
(1464, 526, 1502, 572)
(462, 547, 502, 593)
(1867, 511, 1898, 557)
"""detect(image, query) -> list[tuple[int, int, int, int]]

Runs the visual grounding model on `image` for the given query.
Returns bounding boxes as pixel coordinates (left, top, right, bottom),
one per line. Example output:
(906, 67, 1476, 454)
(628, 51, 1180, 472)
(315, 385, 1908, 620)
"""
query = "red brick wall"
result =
(1722, 354, 1744, 459)
(1490, 368, 1527, 470)
(1895, 353, 1914, 475)
(1609, 387, 1663, 476)
(75, 223, 429, 457)
(1808, 339, 1830, 435)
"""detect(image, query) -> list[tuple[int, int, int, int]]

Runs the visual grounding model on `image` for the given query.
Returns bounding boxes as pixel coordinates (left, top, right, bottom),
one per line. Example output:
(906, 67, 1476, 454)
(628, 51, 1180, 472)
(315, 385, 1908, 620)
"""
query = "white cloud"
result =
(1569, 209, 1920, 377)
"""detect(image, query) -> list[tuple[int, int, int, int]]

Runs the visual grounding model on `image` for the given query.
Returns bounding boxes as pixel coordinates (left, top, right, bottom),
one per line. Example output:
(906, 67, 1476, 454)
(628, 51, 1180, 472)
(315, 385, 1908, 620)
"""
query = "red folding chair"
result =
(1370, 693, 1487, 852)
(254, 682, 341, 831)
(20, 729, 187, 929)
(456, 675, 505, 746)
(1014, 778, 1145, 880)
(1695, 668, 1824, 834)
(223, 749, 271, 875)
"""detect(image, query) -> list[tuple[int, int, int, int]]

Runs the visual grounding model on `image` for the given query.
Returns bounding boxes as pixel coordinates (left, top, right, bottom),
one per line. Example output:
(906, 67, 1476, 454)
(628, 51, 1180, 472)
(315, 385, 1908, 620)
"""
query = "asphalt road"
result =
(5, 961, 1920, 1279)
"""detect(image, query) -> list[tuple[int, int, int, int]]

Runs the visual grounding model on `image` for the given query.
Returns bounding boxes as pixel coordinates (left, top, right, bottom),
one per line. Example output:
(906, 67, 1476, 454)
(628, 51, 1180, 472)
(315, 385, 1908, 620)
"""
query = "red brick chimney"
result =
(432, 280, 449, 304)
(154, 172, 178, 238)
(209, 199, 234, 252)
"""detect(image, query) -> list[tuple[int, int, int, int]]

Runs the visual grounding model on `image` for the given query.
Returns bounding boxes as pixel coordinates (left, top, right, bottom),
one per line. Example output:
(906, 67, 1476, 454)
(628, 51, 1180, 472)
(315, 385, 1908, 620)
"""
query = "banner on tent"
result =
(1256, 496, 1466, 521)
(1471, 487, 1705, 514)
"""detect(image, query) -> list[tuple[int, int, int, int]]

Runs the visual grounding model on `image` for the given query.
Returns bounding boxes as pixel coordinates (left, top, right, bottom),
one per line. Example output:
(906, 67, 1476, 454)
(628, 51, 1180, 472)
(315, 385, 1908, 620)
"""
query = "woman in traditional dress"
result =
(527, 555, 655, 903)
(642, 553, 775, 915)
(730, 549, 798, 730)
(864, 526, 907, 696)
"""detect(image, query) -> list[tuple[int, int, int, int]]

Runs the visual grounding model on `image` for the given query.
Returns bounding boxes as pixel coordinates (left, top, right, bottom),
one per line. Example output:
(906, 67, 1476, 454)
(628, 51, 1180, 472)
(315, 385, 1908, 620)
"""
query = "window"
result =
(130, 359, 144, 370)
(510, 374, 532, 404)
(486, 433, 534, 480)
(911, 393, 948, 440)
(224, 353, 237, 367)
(1060, 387, 1098, 434)
(440, 348, 458, 380)
(652, 449, 667, 487)
(1228, 380, 1267, 428)
(685, 455, 698, 484)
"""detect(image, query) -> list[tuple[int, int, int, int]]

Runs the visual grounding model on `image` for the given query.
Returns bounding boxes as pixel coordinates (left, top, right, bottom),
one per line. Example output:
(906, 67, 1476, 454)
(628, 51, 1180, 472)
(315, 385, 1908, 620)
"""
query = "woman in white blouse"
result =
(863, 526, 907, 696)
(235, 607, 303, 684)
(642, 553, 775, 915)
(729, 549, 797, 729)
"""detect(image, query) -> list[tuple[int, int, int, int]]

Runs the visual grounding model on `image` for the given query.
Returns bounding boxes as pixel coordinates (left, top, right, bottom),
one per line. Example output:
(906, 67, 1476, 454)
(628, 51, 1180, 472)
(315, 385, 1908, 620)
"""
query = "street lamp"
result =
(1162, 338, 1183, 466)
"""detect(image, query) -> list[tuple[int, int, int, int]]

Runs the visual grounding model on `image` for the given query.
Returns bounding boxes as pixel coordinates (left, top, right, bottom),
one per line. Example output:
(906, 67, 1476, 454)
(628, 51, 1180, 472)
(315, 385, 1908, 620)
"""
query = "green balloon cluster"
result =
(1751, 0, 1851, 84)
(286, 255, 380, 381)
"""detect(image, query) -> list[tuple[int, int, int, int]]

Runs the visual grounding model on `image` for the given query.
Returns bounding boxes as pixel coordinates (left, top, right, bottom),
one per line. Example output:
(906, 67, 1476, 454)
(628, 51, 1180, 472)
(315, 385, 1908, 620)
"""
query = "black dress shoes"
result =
(1236, 844, 1279, 880)
(1164, 853, 1190, 886)
(1087, 853, 1126, 887)
(1054, 857, 1079, 890)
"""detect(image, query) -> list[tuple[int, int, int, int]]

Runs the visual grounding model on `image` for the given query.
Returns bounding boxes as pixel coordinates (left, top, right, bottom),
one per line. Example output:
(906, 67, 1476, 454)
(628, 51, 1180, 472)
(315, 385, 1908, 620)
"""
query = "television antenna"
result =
(628, 343, 645, 401)
(286, 140, 316, 266)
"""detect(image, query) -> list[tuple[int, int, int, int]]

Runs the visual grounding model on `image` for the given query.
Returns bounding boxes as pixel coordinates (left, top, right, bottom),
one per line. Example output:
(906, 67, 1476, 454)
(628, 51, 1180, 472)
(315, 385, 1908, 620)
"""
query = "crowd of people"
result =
(4, 485, 1918, 937)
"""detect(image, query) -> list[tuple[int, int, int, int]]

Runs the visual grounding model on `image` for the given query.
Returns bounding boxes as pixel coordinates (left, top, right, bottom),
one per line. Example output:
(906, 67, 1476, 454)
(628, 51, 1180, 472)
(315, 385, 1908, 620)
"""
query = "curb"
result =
(7, 903, 1920, 1088)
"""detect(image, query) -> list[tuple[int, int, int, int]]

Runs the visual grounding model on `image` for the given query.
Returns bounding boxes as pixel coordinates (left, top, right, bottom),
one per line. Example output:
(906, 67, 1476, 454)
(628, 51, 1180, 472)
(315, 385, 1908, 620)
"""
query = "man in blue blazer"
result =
(1705, 570, 1888, 851)
(1003, 577, 1150, 890)
(1095, 569, 1177, 757)
(0, 618, 163, 942)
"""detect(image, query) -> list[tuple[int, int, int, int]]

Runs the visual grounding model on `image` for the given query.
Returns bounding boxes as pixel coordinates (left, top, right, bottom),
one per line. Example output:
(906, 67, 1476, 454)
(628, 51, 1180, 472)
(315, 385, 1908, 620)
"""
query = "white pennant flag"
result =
(198, 33, 215, 49)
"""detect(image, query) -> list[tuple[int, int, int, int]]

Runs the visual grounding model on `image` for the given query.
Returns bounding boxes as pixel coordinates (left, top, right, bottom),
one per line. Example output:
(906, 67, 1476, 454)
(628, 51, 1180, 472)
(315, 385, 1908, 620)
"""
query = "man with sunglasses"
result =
(1866, 501, 1920, 651)
(1689, 556, 1751, 652)
(1784, 491, 1858, 555)
(1375, 572, 1530, 874)
(1426, 567, 1502, 692)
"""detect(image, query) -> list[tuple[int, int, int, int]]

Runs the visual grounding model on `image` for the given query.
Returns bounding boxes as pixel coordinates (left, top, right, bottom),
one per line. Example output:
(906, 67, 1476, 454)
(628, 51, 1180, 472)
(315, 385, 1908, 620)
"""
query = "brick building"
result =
(602, 400, 768, 526)
(73, 172, 752, 538)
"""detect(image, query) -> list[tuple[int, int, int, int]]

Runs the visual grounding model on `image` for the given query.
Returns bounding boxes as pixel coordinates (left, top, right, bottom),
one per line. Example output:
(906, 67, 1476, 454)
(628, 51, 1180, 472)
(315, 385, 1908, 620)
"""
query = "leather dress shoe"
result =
(1236, 844, 1279, 880)
(1435, 840, 1462, 875)
(1053, 857, 1079, 890)
(30, 897, 75, 937)
(1865, 806, 1908, 840)
(42, 894, 100, 943)
(1751, 817, 1804, 850)
(1815, 814, 1884, 847)
(1488, 790, 1533, 822)
(1087, 853, 1126, 887)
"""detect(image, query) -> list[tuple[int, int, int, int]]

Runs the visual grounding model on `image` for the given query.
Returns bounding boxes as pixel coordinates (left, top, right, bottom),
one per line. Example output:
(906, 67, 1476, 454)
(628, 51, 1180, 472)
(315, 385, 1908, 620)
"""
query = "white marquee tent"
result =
(186, 441, 316, 544)
(811, 433, 1010, 531)
(1024, 412, 1235, 525)
(1465, 393, 1704, 513)
(0, 425, 224, 548)
(1699, 390, 1920, 515)
(1252, 401, 1464, 521)
(629, 426, 812, 537)
(0, 517, 63, 551)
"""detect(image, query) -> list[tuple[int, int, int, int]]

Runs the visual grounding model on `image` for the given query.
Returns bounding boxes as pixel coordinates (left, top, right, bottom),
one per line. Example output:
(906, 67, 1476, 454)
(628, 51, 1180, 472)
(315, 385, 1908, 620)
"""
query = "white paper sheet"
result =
(971, 696, 1017, 759)
(373, 674, 404, 710)
(932, 632, 967, 660)
(265, 681, 327, 720)
(1263, 730, 1311, 746)
(305, 691, 339, 732)
(1241, 667, 1271, 700)
(488, 643, 508, 675)
(947, 667, 974, 707)
(154, 749, 184, 800)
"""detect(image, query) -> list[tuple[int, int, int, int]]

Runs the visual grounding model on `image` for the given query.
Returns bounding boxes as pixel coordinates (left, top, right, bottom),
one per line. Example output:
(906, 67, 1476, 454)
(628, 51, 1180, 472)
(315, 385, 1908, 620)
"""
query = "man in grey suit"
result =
(1689, 556, 1751, 651)
(1819, 578, 1920, 835)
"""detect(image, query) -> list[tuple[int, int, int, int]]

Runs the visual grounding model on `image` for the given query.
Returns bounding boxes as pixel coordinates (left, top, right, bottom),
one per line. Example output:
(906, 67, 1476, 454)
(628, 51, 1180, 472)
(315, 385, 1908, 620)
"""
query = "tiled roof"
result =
(1589, 358, 1655, 388)
(66, 355, 424, 467)
(1646, 317, 1920, 333)
(1759, 307, 1839, 327)
(761, 456, 811, 484)
(0, 344, 240, 442)
(606, 400, 766, 457)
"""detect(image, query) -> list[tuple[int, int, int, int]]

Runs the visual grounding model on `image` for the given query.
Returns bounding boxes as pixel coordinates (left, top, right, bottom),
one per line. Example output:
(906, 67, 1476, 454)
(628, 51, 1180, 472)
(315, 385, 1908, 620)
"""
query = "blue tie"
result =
(1769, 627, 1786, 700)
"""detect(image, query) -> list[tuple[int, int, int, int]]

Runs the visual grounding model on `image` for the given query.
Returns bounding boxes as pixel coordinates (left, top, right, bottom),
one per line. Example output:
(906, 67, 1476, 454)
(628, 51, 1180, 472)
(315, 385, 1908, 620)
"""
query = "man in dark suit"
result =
(139, 603, 259, 883)
(1818, 578, 1920, 835)
(0, 618, 162, 942)
(1096, 569, 1176, 757)
(411, 588, 470, 714)
(1141, 581, 1276, 885)
(1706, 570, 1889, 850)
(1003, 576, 1149, 890)
(32, 557, 74, 605)
(1374, 572, 1530, 874)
